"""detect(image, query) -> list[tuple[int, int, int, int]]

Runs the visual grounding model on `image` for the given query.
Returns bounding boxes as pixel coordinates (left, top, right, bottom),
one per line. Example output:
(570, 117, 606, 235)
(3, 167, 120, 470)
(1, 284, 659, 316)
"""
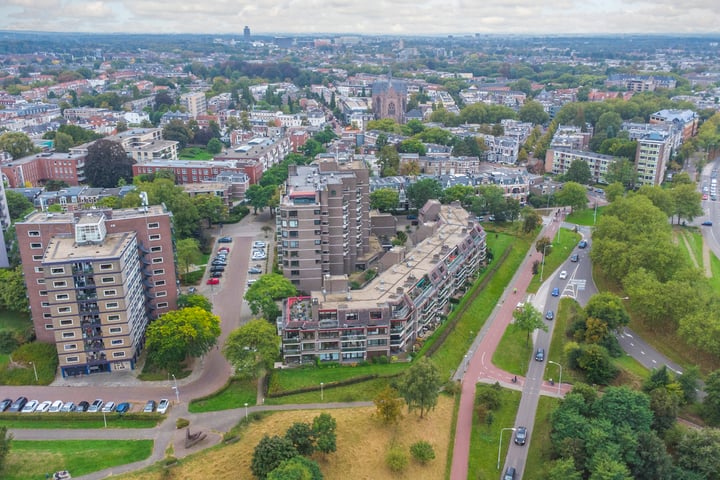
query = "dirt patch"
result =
(117, 395, 455, 480)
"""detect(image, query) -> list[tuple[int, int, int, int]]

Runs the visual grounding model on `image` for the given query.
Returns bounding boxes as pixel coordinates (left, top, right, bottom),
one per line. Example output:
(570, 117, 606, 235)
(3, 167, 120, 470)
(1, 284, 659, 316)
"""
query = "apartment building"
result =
(277, 160, 371, 292)
(544, 148, 616, 184)
(180, 92, 207, 119)
(70, 128, 178, 164)
(1, 151, 86, 188)
(635, 131, 673, 187)
(15, 205, 177, 377)
(649, 109, 698, 143)
(279, 202, 487, 364)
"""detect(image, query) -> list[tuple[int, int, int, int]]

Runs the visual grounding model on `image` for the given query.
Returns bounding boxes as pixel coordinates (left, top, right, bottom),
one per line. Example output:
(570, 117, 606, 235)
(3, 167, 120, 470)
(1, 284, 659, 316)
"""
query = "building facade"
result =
(15, 206, 178, 377)
(635, 131, 673, 186)
(545, 148, 617, 184)
(372, 78, 407, 124)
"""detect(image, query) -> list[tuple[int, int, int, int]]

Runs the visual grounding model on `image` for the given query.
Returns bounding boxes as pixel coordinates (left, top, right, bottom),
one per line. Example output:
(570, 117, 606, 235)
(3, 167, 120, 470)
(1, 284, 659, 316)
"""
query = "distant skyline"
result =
(1, 0, 720, 37)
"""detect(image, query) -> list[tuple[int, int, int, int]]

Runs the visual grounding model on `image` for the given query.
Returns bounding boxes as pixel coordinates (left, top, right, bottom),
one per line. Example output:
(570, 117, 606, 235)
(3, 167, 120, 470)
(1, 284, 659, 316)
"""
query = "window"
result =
(100, 263, 113, 270)
(289, 220, 298, 227)
(51, 267, 65, 275)
(62, 331, 75, 338)
(59, 319, 73, 326)
(149, 234, 161, 241)
(106, 302, 119, 309)
(43, 313, 52, 319)
(53, 281, 67, 288)
(55, 293, 69, 301)
(39, 290, 47, 296)
(33, 255, 43, 261)
(290, 241, 299, 248)
(45, 323, 53, 329)
(66, 356, 79, 363)
(152, 257, 163, 264)
(107, 314, 120, 321)
(28, 230, 40, 237)
(111, 339, 123, 346)
(113, 351, 126, 358)
(148, 222, 159, 229)
(109, 327, 122, 334)
(156, 291, 167, 298)
(103, 289, 117, 296)
(41, 302, 50, 307)
(102, 277, 114, 284)
(34, 267, 44, 273)
(63, 344, 77, 351)
(157, 302, 168, 309)
(150, 246, 162, 252)
(153, 269, 164, 275)
(30, 242, 42, 249)
(58, 306, 71, 314)
(291, 270, 300, 276)
(289, 231, 298, 237)
(155, 280, 166, 287)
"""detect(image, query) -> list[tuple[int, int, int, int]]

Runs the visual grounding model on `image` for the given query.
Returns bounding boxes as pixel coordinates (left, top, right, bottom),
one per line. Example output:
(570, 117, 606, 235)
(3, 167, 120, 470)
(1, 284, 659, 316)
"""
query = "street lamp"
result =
(548, 360, 563, 395)
(28, 361, 38, 382)
(497, 427, 516, 470)
(244, 402, 249, 419)
(320, 382, 324, 401)
(540, 244, 552, 282)
(171, 374, 180, 404)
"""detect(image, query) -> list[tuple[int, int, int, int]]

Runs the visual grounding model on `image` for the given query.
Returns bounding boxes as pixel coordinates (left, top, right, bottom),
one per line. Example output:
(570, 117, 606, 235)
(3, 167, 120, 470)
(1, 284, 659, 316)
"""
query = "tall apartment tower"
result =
(179, 92, 207, 119)
(15, 206, 178, 377)
(635, 131, 673, 186)
(0, 181, 12, 267)
(277, 160, 370, 292)
(243, 26, 251, 40)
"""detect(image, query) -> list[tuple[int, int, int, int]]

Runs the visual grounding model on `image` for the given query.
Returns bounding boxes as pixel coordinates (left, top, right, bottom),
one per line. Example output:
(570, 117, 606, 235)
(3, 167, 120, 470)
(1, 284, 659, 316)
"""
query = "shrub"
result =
(385, 446, 409, 473)
(410, 440, 436, 464)
(444, 380, 461, 395)
(176, 418, 190, 429)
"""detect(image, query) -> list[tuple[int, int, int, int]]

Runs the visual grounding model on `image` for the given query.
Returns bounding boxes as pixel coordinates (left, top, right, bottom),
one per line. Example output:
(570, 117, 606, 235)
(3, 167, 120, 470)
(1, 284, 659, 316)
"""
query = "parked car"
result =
(143, 400, 157, 413)
(77, 401, 90, 412)
(211, 260, 227, 266)
(514, 426, 527, 445)
(8, 397, 28, 412)
(535, 348, 545, 362)
(211, 272, 223, 278)
(218, 236, 232, 243)
(187, 287, 197, 294)
(252, 251, 267, 260)
(218, 247, 230, 253)
(116, 402, 131, 414)
(48, 400, 64, 413)
(248, 279, 257, 287)
(570, 254, 579, 262)
(36, 400, 52, 413)
(210, 266, 225, 272)
(552, 287, 560, 297)
(248, 267, 262, 274)
(88, 399, 103, 413)
(578, 240, 588, 248)
(253, 241, 266, 249)
(504, 466, 516, 480)
(60, 401, 76, 413)
(559, 270, 567, 280)
(702, 221, 713, 226)
(545, 310, 554, 320)
(0, 398, 13, 412)
(207, 277, 220, 285)
(157, 398, 170, 414)
(406, 214, 417, 220)
(101, 401, 116, 413)
(21, 400, 39, 413)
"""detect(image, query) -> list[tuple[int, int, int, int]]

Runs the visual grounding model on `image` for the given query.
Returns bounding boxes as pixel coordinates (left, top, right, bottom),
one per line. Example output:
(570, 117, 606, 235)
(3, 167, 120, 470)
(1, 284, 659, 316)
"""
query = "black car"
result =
(218, 236, 233, 243)
(210, 266, 225, 272)
(504, 467, 516, 480)
(8, 396, 28, 412)
(211, 272, 223, 278)
(535, 348, 545, 362)
(211, 260, 227, 266)
(0, 398, 12, 412)
(514, 426, 527, 445)
(77, 401, 90, 412)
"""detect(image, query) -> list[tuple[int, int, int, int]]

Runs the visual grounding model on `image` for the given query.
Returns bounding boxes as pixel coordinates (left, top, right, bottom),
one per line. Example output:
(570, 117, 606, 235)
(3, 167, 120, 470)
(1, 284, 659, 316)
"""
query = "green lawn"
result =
(526, 228, 581, 293)
(268, 362, 407, 393)
(685, 230, 705, 269)
(524, 395, 560, 480)
(710, 249, 720, 292)
(0, 309, 31, 332)
(3, 440, 153, 479)
(565, 206, 605, 226)
(0, 413, 162, 429)
(189, 378, 257, 413)
(179, 147, 214, 160)
(543, 298, 582, 385)
(265, 377, 393, 405)
(492, 323, 534, 376)
(468, 385, 522, 479)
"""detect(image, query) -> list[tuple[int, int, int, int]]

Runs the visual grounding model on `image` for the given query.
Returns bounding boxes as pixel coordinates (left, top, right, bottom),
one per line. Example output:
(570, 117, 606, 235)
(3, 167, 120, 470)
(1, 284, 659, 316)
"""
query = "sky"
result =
(1, 0, 720, 36)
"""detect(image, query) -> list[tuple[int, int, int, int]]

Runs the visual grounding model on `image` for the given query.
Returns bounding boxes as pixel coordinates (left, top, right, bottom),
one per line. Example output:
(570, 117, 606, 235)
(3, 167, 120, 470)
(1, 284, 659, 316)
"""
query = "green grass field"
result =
(188, 378, 256, 413)
(492, 323, 534, 376)
(565, 205, 605, 226)
(0, 309, 31, 332)
(264, 377, 393, 405)
(0, 413, 162, 429)
(3, 440, 153, 479)
(178, 147, 214, 160)
(526, 228, 581, 293)
(523, 395, 560, 479)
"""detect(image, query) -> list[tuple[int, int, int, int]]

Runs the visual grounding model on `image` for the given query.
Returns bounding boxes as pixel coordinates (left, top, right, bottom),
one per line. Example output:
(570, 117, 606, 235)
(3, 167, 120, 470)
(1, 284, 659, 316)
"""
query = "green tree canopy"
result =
(267, 456, 323, 480)
(84, 139, 134, 188)
(244, 273, 297, 321)
(176, 238, 202, 275)
(518, 100, 549, 125)
(223, 319, 280, 378)
(373, 386, 404, 425)
(512, 302, 548, 345)
(584, 293, 630, 331)
(312, 413, 337, 455)
(406, 178, 442, 210)
(176, 293, 212, 312)
(369, 188, 399, 212)
(398, 357, 442, 418)
(251, 435, 299, 480)
(0, 132, 36, 159)
(377, 144, 400, 177)
(0, 266, 29, 312)
(564, 160, 592, 185)
(5, 191, 35, 221)
(556, 181, 588, 212)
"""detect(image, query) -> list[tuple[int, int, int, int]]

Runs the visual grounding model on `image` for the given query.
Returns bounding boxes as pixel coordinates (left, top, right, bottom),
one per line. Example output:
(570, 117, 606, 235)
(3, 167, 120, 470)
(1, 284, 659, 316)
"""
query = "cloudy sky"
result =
(1, 0, 720, 36)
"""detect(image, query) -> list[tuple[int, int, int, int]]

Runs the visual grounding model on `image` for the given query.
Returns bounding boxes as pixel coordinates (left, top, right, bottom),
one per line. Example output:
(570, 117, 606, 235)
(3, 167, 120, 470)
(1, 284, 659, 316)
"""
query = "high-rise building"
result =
(635, 131, 673, 186)
(243, 26, 251, 40)
(277, 160, 370, 292)
(16, 205, 177, 377)
(179, 92, 207, 119)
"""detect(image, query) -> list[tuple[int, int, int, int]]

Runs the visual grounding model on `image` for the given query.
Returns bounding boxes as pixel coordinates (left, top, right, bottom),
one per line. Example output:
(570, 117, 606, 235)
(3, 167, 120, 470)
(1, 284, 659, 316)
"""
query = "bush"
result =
(410, 440, 436, 464)
(0, 331, 19, 354)
(385, 446, 409, 473)
(180, 270, 203, 285)
(176, 418, 190, 429)
(443, 380, 461, 395)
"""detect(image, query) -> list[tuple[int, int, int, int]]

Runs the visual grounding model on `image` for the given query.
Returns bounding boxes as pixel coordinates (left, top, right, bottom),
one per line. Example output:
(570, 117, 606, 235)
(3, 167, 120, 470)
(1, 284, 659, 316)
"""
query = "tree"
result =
(605, 158, 636, 189)
(53, 131, 74, 153)
(648, 387, 680, 434)
(670, 183, 702, 224)
(406, 178, 442, 210)
(604, 182, 625, 203)
(224, 319, 280, 378)
(84, 139, 134, 188)
(513, 303, 548, 346)
(163, 120, 194, 149)
(547, 458, 583, 480)
(564, 160, 592, 185)
(245, 184, 274, 214)
(377, 145, 400, 177)
(0, 426, 12, 473)
(584, 293, 630, 331)
(370, 189, 399, 212)
(398, 138, 426, 156)
(0, 267, 29, 312)
(577, 344, 618, 385)
(518, 100, 549, 125)
(0, 132, 35, 159)
(398, 357, 442, 419)
(676, 365, 700, 404)
(521, 207, 541, 233)
(676, 429, 720, 478)
(637, 185, 674, 218)
(312, 413, 337, 455)
(244, 273, 297, 321)
(176, 293, 212, 312)
(251, 435, 299, 480)
(193, 194, 226, 228)
(374, 386, 404, 425)
(267, 456, 323, 480)
(703, 369, 720, 425)
(5, 190, 35, 220)
(145, 306, 221, 369)
(556, 182, 588, 212)
(207, 137, 223, 154)
(536, 236, 553, 256)
(176, 238, 202, 275)
(284, 422, 316, 456)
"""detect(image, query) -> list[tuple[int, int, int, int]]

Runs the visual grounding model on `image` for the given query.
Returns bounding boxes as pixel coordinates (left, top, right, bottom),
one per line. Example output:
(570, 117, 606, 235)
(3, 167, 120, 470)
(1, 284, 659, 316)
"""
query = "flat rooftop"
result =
(43, 231, 136, 264)
(20, 204, 168, 224)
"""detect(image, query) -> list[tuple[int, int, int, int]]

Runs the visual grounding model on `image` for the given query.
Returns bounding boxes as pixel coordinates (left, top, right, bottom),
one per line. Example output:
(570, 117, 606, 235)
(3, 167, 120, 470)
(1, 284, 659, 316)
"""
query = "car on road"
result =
(88, 399, 103, 413)
(48, 400, 64, 412)
(703, 194, 709, 200)
(552, 287, 560, 297)
(77, 401, 90, 412)
(101, 401, 116, 413)
(570, 254, 579, 262)
(60, 401, 76, 413)
(702, 221, 713, 226)
(8, 396, 28, 412)
(578, 240, 588, 248)
(157, 398, 170, 414)
(253, 241, 266, 249)
(514, 426, 527, 445)
(559, 270, 567, 280)
(143, 400, 157, 413)
(545, 310, 554, 320)
(116, 402, 131, 414)
(0, 398, 13, 412)
(218, 236, 232, 243)
(535, 348, 545, 362)
(36, 400, 52, 412)
(21, 400, 39, 413)
(207, 277, 220, 285)
(248, 267, 262, 274)
(503, 466, 516, 480)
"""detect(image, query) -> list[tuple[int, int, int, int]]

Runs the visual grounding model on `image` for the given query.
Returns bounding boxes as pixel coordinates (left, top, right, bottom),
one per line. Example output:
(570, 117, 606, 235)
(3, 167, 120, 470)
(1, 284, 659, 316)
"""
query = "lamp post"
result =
(497, 427, 516, 470)
(171, 374, 180, 404)
(244, 402, 249, 419)
(540, 244, 552, 282)
(548, 360, 563, 395)
(28, 361, 38, 382)
(320, 382, 324, 401)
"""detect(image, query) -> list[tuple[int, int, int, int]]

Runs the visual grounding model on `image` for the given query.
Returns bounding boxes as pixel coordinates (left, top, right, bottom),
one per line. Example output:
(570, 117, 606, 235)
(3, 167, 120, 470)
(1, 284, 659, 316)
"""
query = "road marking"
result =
(625, 332, 634, 338)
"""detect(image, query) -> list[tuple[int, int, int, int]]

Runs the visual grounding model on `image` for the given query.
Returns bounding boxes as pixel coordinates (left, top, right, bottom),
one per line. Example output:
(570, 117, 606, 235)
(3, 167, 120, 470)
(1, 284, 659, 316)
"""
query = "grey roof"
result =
(372, 79, 407, 96)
